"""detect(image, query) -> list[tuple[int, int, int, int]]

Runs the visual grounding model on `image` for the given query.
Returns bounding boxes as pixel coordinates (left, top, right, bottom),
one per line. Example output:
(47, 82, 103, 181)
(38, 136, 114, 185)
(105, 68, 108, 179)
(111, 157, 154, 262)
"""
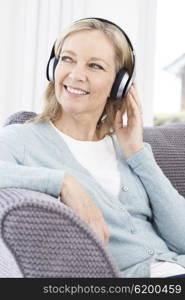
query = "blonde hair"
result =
(26, 18, 133, 138)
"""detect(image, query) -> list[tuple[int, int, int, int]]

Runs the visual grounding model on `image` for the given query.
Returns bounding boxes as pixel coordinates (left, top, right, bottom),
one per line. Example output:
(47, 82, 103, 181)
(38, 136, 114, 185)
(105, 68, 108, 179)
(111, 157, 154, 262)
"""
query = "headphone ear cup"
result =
(46, 57, 59, 82)
(110, 68, 130, 99)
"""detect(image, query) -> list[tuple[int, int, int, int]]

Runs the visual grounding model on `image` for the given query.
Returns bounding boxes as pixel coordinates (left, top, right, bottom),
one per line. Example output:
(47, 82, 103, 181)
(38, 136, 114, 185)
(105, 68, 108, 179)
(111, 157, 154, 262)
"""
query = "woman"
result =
(1, 18, 185, 278)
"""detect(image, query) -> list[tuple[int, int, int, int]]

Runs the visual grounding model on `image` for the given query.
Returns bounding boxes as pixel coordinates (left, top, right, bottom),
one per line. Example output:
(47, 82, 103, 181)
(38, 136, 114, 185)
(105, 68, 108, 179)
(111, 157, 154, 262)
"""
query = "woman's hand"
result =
(60, 174, 109, 246)
(114, 83, 144, 158)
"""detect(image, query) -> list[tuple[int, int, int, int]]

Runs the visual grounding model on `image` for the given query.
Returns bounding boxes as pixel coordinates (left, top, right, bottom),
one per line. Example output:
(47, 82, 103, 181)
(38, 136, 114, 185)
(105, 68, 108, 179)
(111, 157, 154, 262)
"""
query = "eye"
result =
(60, 56, 73, 62)
(89, 63, 104, 70)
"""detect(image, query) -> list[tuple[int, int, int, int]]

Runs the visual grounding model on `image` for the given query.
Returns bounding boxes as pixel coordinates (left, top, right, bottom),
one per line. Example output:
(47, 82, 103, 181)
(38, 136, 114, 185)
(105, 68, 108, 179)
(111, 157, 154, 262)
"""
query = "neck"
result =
(53, 113, 100, 141)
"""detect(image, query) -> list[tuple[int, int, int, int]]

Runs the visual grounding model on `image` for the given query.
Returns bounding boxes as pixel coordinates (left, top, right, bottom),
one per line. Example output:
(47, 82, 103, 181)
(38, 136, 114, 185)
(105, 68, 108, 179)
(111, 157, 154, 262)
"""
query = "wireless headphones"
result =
(46, 17, 135, 99)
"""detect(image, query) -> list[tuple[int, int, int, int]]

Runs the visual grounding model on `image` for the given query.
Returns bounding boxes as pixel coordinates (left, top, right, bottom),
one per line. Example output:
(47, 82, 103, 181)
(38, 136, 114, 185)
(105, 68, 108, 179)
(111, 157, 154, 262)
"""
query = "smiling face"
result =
(54, 30, 116, 121)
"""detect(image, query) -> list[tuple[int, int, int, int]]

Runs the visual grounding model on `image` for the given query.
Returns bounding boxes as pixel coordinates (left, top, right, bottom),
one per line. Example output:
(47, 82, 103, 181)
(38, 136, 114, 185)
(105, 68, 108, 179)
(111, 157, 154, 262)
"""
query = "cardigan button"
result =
(147, 249, 154, 255)
(131, 228, 136, 234)
(122, 186, 129, 192)
(117, 205, 126, 211)
(172, 257, 178, 261)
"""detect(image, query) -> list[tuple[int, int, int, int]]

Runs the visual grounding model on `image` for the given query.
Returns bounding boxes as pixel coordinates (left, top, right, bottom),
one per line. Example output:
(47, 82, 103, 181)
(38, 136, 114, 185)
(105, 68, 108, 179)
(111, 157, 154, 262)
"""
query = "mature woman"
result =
(1, 18, 185, 278)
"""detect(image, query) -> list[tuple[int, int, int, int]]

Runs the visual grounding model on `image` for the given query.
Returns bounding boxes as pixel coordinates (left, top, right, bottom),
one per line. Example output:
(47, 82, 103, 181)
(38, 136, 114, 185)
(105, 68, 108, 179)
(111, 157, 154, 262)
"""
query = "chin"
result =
(61, 101, 87, 115)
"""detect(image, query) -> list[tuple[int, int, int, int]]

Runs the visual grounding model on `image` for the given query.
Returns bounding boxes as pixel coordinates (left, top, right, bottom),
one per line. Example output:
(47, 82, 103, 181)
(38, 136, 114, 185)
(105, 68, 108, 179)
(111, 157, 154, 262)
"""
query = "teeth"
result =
(66, 86, 88, 95)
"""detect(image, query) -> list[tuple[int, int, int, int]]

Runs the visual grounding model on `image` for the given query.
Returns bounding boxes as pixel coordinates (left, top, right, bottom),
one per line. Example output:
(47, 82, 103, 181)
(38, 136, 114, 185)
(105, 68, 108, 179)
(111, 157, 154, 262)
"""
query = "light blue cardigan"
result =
(1, 121, 185, 277)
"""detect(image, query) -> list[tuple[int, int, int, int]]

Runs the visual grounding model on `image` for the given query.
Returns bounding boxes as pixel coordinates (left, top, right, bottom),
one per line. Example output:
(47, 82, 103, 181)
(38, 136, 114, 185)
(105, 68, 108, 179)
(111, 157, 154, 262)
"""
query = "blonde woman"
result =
(1, 18, 185, 278)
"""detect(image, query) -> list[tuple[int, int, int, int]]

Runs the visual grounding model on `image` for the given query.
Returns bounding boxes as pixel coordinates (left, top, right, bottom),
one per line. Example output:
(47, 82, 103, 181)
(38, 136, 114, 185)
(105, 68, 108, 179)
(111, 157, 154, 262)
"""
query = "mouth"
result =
(64, 85, 90, 96)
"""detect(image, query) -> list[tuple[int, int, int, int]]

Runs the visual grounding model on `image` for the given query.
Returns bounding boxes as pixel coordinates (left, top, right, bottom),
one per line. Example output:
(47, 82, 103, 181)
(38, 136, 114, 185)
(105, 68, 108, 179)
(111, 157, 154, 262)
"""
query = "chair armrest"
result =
(0, 188, 121, 278)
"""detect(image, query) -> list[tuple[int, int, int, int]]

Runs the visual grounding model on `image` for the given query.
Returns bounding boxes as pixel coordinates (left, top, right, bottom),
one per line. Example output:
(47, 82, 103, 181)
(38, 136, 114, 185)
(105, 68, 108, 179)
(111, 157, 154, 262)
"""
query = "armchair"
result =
(1, 111, 185, 278)
(0, 111, 121, 278)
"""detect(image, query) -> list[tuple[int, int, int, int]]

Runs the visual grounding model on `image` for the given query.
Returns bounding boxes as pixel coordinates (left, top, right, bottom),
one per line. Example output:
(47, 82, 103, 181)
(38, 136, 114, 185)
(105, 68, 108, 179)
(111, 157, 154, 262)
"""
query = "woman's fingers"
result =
(129, 84, 143, 114)
(115, 83, 142, 131)
(115, 93, 140, 130)
(84, 203, 109, 245)
(95, 213, 109, 245)
(90, 222, 104, 241)
(103, 222, 110, 245)
(89, 217, 109, 245)
(127, 92, 139, 116)
(114, 83, 144, 158)
(114, 109, 123, 130)
(60, 174, 109, 246)
(126, 92, 143, 127)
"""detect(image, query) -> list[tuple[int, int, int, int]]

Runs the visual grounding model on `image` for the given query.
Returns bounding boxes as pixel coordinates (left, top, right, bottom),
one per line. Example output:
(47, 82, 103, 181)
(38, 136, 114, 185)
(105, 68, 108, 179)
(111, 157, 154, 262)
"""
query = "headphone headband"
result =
(78, 17, 134, 51)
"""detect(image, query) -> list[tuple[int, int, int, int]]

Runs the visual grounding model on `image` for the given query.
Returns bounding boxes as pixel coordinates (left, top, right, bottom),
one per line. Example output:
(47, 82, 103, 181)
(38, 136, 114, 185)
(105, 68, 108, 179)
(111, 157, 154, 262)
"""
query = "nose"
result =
(68, 63, 87, 82)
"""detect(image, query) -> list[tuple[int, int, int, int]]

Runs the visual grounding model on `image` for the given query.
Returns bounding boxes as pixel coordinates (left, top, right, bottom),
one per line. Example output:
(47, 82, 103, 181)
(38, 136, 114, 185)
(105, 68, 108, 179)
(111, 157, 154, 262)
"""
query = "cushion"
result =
(144, 124, 185, 198)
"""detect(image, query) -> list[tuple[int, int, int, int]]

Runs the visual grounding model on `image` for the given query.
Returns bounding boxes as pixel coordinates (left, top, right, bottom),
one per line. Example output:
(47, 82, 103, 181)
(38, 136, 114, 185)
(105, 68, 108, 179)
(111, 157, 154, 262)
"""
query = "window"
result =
(153, 0, 185, 125)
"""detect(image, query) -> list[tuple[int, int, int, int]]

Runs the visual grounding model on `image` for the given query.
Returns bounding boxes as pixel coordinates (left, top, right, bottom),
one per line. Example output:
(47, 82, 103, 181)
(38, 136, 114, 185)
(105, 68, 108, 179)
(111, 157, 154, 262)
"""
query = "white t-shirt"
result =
(151, 260, 185, 277)
(50, 121, 185, 278)
(49, 121, 120, 196)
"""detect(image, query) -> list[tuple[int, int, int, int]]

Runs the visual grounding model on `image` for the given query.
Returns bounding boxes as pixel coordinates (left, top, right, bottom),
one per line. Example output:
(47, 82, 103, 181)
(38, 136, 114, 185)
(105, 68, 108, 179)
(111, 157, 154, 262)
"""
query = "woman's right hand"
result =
(60, 174, 109, 246)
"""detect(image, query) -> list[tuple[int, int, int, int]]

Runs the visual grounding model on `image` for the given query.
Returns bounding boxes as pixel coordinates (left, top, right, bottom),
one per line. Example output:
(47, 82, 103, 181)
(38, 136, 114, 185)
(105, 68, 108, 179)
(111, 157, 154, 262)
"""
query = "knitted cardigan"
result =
(1, 115, 185, 277)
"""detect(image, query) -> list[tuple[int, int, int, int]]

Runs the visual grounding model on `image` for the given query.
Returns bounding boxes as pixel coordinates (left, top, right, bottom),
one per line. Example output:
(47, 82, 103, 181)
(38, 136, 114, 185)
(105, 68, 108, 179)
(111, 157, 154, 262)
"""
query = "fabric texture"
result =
(1, 111, 185, 278)
(143, 124, 185, 198)
(0, 188, 120, 278)
(3, 111, 37, 126)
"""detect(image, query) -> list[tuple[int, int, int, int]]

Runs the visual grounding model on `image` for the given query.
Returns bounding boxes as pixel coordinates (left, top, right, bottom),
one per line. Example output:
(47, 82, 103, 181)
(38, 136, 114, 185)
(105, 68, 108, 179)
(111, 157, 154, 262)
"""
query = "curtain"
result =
(0, 0, 86, 124)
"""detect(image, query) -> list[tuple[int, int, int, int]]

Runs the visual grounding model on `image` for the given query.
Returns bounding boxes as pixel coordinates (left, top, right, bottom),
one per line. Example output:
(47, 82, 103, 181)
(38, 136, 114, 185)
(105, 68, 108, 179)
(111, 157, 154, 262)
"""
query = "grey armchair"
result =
(1, 111, 185, 278)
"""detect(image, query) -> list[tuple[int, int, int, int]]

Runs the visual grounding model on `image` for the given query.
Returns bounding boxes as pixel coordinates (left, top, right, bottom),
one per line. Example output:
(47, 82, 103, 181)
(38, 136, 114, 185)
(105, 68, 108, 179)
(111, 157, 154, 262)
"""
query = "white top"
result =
(49, 121, 121, 196)
(50, 120, 185, 278)
(151, 260, 185, 277)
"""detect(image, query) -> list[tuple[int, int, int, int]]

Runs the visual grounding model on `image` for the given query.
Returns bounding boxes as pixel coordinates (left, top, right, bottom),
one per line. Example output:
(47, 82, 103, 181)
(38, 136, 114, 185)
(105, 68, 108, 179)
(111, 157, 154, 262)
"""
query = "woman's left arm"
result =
(114, 84, 185, 254)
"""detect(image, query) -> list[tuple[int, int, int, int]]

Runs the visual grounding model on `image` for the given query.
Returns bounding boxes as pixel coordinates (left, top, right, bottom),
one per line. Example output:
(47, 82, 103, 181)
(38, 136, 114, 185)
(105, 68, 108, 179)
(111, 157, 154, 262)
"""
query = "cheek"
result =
(93, 77, 114, 96)
(54, 69, 66, 98)
(54, 63, 68, 85)
(54, 82, 62, 98)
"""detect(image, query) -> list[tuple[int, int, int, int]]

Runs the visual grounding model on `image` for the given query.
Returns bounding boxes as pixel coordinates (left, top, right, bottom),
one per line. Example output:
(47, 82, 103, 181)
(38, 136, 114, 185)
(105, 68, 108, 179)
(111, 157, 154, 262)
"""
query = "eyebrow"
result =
(60, 50, 111, 67)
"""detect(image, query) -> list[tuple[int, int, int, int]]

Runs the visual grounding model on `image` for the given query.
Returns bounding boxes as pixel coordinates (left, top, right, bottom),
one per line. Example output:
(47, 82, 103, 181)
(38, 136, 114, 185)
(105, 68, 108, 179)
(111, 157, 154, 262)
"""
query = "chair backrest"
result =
(3, 111, 37, 126)
(143, 124, 185, 198)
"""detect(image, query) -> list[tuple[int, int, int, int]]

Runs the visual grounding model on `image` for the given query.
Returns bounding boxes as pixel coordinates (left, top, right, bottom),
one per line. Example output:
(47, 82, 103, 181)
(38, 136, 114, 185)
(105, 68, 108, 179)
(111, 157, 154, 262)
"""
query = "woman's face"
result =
(54, 30, 116, 119)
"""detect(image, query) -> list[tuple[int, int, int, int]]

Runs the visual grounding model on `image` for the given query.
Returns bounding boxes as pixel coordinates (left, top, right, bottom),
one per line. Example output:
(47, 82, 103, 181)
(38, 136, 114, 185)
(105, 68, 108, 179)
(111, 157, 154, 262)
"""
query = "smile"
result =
(64, 85, 89, 95)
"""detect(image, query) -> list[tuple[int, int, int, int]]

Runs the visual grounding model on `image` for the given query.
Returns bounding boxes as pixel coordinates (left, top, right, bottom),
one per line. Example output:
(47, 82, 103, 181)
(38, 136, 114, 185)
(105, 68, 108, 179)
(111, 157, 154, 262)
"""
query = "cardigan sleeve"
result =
(126, 142, 185, 254)
(0, 126, 66, 198)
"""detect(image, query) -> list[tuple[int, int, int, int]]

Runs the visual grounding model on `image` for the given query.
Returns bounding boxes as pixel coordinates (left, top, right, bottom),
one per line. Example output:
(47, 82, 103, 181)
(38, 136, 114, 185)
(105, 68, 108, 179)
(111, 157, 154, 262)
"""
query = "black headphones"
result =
(46, 17, 135, 99)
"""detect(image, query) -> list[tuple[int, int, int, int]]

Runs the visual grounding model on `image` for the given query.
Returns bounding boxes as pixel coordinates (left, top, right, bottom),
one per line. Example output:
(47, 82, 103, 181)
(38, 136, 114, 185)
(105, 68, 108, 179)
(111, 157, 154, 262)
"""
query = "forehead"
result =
(61, 30, 116, 61)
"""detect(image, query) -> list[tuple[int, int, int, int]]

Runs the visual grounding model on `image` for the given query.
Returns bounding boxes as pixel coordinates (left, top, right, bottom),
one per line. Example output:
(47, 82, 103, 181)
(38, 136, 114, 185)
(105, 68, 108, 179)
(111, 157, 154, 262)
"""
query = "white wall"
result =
(0, 0, 157, 126)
